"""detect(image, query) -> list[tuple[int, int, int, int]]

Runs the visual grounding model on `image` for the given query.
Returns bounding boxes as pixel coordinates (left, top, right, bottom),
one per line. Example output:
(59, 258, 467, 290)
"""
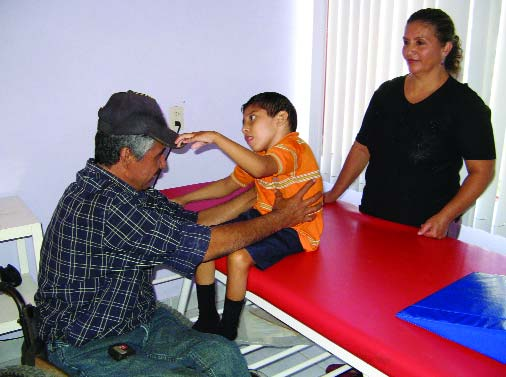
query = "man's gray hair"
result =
(95, 131, 155, 166)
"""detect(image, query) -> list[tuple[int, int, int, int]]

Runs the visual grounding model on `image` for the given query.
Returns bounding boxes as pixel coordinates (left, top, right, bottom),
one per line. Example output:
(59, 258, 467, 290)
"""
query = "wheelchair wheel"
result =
(0, 365, 49, 377)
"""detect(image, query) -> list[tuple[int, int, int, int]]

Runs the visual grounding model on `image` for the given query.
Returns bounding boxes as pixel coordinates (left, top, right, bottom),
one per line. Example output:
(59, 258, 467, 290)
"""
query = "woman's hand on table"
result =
(417, 213, 452, 239)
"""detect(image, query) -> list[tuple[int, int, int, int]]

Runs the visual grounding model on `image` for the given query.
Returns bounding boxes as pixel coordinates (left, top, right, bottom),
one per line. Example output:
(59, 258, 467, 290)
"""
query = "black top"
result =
(356, 75, 495, 226)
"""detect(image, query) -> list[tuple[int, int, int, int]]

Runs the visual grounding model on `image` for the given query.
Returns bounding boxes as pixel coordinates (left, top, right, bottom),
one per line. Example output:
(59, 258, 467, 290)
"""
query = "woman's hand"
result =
(323, 191, 339, 204)
(418, 159, 495, 239)
(323, 141, 370, 204)
(418, 213, 453, 239)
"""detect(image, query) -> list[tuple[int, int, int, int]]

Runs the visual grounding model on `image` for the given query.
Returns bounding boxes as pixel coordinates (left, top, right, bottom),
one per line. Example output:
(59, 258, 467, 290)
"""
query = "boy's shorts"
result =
(228, 208, 304, 270)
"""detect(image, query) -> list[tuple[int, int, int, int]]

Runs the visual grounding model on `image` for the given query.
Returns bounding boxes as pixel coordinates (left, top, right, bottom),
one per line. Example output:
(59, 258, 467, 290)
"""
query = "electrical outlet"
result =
(169, 105, 184, 132)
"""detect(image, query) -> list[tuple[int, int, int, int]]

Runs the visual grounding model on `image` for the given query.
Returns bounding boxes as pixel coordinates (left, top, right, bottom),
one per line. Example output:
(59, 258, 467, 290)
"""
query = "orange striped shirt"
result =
(231, 132, 323, 251)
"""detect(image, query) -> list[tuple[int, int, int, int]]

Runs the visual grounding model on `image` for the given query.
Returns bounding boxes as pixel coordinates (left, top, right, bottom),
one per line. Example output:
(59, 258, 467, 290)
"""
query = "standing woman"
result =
(324, 8, 496, 239)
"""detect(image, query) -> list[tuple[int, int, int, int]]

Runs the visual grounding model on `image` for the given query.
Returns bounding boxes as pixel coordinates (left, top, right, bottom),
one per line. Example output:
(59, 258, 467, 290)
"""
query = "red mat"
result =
(162, 183, 506, 377)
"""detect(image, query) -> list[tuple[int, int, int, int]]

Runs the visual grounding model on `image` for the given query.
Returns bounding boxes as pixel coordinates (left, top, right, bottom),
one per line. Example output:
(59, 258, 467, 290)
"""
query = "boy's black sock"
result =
(192, 283, 220, 333)
(219, 297, 245, 341)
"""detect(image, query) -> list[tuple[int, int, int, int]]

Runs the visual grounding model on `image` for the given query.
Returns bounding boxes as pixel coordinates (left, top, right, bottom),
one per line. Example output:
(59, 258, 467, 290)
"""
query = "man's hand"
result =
(205, 180, 322, 262)
(271, 180, 323, 227)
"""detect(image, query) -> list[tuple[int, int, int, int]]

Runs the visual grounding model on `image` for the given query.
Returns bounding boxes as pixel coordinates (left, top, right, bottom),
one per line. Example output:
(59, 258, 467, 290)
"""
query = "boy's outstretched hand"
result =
(176, 131, 218, 150)
(271, 180, 322, 227)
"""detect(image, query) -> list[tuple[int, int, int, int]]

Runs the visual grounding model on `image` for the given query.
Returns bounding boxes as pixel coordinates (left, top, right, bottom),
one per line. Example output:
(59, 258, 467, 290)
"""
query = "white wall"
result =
(0, 0, 311, 230)
(1, 0, 501, 265)
(0, 1, 325, 349)
(0, 0, 331, 272)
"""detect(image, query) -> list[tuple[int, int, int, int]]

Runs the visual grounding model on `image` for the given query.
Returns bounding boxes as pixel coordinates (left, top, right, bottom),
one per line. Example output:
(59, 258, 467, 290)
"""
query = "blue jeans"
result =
(46, 306, 249, 377)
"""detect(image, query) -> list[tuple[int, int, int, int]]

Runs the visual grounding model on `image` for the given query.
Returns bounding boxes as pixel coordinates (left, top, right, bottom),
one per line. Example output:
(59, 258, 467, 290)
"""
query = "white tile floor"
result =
(184, 302, 348, 377)
(244, 343, 336, 376)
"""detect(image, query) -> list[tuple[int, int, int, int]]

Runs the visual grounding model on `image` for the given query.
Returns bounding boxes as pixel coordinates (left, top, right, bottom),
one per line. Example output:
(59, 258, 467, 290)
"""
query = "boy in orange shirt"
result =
(174, 92, 323, 340)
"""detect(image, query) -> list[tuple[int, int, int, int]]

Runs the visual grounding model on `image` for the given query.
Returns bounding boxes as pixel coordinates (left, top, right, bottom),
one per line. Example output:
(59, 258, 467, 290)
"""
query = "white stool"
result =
(0, 196, 43, 335)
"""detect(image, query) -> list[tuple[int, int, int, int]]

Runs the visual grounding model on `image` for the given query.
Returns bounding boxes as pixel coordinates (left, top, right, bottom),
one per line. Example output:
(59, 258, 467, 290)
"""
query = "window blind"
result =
(321, 0, 505, 237)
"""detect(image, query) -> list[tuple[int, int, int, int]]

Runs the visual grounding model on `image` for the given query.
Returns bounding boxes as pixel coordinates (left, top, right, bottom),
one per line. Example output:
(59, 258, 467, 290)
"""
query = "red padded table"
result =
(162, 183, 506, 377)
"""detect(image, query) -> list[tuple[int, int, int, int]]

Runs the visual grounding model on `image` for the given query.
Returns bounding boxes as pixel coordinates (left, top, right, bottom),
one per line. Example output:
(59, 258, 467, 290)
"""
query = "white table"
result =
(0, 196, 43, 335)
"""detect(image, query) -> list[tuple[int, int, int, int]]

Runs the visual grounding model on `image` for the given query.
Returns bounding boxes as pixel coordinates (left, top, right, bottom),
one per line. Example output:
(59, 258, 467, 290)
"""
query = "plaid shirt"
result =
(35, 160, 210, 346)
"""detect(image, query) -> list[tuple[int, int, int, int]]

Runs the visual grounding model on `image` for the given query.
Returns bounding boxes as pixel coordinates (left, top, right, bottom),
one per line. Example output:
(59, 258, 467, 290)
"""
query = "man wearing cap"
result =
(35, 91, 321, 377)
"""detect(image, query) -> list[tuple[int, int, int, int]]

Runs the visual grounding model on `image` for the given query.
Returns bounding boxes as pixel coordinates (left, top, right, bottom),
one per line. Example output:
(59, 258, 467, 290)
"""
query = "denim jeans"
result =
(46, 306, 250, 377)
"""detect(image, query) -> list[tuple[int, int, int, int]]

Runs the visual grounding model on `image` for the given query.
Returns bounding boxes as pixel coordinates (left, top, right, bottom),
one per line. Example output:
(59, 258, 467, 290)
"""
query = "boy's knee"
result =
(228, 250, 253, 270)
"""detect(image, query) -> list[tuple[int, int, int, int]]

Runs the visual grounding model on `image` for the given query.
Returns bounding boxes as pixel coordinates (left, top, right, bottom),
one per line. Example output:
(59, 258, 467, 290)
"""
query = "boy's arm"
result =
(171, 176, 240, 206)
(176, 131, 278, 178)
(197, 187, 256, 226)
(203, 180, 322, 262)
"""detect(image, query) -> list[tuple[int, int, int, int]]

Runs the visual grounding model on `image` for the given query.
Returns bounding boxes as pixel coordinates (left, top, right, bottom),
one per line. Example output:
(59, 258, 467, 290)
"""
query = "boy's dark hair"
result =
(242, 92, 297, 132)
